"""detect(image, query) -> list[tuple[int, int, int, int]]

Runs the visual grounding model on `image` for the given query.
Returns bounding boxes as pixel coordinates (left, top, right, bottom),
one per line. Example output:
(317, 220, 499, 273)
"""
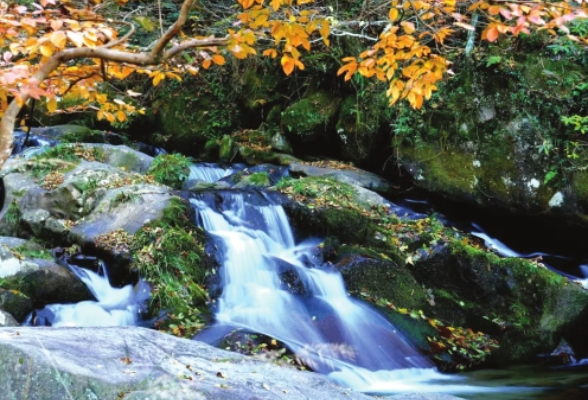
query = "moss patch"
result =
(130, 197, 208, 337)
(146, 153, 192, 189)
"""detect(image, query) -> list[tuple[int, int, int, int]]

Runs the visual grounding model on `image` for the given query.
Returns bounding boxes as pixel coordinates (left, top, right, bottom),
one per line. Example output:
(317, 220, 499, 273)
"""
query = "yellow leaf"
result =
(105, 112, 115, 123)
(50, 31, 67, 48)
(40, 45, 53, 57)
(271, 0, 281, 11)
(47, 97, 57, 113)
(401, 21, 416, 34)
(116, 110, 126, 122)
(389, 8, 399, 21)
(153, 72, 164, 86)
(202, 59, 212, 69)
(67, 31, 84, 47)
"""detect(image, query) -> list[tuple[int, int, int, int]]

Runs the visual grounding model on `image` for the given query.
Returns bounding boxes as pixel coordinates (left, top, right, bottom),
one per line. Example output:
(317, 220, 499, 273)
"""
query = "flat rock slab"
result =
(0, 327, 373, 400)
(289, 162, 393, 193)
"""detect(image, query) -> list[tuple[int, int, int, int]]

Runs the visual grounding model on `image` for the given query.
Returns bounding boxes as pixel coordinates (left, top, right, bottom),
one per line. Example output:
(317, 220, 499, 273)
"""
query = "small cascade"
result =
(28, 259, 146, 327)
(188, 163, 243, 183)
(191, 190, 460, 391)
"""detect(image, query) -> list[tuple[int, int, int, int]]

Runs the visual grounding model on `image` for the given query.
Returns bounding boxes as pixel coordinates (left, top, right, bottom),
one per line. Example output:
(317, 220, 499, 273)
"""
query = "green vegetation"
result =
(130, 197, 208, 337)
(146, 153, 192, 189)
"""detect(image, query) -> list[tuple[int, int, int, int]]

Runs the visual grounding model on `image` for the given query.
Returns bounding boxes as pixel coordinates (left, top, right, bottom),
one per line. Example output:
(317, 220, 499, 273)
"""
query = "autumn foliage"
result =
(0, 0, 587, 168)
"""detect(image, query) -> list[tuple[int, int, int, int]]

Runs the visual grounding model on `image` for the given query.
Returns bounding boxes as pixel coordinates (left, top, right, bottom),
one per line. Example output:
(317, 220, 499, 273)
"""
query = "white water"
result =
(30, 262, 141, 327)
(188, 163, 238, 183)
(190, 191, 509, 393)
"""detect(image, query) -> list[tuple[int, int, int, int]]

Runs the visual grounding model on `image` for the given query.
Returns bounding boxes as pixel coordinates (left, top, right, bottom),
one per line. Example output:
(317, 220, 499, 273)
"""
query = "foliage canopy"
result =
(1, 0, 587, 167)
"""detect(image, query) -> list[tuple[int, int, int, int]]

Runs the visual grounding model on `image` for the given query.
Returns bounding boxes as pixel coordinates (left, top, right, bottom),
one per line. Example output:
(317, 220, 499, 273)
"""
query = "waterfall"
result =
(191, 190, 466, 392)
(188, 163, 243, 183)
(27, 260, 146, 327)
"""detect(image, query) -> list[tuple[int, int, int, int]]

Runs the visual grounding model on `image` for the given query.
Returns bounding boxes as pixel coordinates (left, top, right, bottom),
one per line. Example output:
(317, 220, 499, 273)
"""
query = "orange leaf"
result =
(484, 26, 499, 42)
(263, 49, 278, 58)
(202, 59, 212, 69)
(212, 54, 225, 65)
(116, 110, 126, 122)
(281, 55, 295, 75)
(337, 61, 357, 81)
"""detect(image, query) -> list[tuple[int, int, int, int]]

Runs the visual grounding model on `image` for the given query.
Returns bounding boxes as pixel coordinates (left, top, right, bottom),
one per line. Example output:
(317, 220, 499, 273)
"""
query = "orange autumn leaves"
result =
(235, 0, 330, 76)
(337, 0, 588, 109)
(2, 0, 588, 121)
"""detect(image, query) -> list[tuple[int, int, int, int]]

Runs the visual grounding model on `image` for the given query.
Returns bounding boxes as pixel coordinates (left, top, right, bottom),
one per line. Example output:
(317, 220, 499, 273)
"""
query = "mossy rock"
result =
(411, 240, 588, 364)
(284, 203, 377, 246)
(337, 246, 427, 311)
(335, 93, 391, 165)
(281, 90, 340, 145)
(400, 141, 555, 213)
(219, 135, 238, 162)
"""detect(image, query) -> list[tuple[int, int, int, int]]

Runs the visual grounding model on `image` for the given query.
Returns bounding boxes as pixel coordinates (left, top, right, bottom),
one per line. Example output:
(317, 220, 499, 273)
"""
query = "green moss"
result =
(146, 153, 192, 189)
(411, 239, 588, 364)
(400, 143, 476, 198)
(281, 90, 340, 140)
(248, 172, 270, 186)
(131, 197, 207, 337)
(60, 129, 105, 144)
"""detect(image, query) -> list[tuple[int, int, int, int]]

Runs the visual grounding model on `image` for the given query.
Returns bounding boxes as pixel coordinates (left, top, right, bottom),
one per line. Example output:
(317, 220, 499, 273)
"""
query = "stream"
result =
(21, 157, 588, 398)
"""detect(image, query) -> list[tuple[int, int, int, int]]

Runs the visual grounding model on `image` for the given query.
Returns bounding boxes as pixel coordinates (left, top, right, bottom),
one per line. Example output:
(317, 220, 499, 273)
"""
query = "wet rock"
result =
(0, 310, 18, 327)
(0, 288, 33, 322)
(29, 124, 95, 141)
(0, 326, 379, 400)
(270, 132, 293, 154)
(69, 184, 171, 248)
(63, 143, 154, 174)
(289, 162, 393, 193)
(411, 241, 588, 365)
(2, 257, 93, 309)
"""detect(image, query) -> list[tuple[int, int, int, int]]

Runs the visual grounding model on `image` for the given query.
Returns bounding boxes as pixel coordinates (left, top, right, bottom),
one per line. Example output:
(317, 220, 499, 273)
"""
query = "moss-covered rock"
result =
(411, 241, 588, 365)
(281, 90, 340, 146)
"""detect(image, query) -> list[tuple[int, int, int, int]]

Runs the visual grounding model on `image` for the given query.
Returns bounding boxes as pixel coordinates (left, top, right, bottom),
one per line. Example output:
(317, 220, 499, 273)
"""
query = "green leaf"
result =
(134, 16, 156, 32)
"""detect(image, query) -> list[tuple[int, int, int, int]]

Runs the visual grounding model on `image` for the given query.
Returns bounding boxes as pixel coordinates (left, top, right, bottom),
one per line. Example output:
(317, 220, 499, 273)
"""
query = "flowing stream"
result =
(190, 188, 511, 394)
(27, 259, 146, 327)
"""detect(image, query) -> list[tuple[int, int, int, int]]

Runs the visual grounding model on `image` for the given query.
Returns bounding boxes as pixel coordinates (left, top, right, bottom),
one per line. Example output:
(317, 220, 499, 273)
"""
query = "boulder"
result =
(69, 143, 154, 174)
(411, 242, 588, 365)
(0, 327, 376, 400)
(69, 184, 172, 248)
(0, 310, 18, 327)
(0, 245, 93, 310)
(289, 162, 393, 193)
(0, 289, 33, 322)
(281, 90, 340, 146)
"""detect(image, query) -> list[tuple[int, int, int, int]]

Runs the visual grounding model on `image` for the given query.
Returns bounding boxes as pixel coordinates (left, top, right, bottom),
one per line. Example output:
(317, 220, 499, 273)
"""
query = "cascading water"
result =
(27, 259, 147, 327)
(188, 163, 244, 183)
(191, 190, 481, 392)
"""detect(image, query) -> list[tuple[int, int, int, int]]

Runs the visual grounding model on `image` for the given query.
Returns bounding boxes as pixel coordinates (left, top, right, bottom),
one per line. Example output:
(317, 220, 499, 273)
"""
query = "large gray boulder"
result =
(0, 150, 170, 250)
(0, 327, 375, 400)
(289, 162, 393, 193)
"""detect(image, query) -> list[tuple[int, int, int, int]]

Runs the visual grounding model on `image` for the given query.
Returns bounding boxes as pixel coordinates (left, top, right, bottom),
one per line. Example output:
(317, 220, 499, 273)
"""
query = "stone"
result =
(0, 289, 33, 322)
(289, 162, 393, 193)
(0, 327, 379, 400)
(0, 310, 18, 327)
